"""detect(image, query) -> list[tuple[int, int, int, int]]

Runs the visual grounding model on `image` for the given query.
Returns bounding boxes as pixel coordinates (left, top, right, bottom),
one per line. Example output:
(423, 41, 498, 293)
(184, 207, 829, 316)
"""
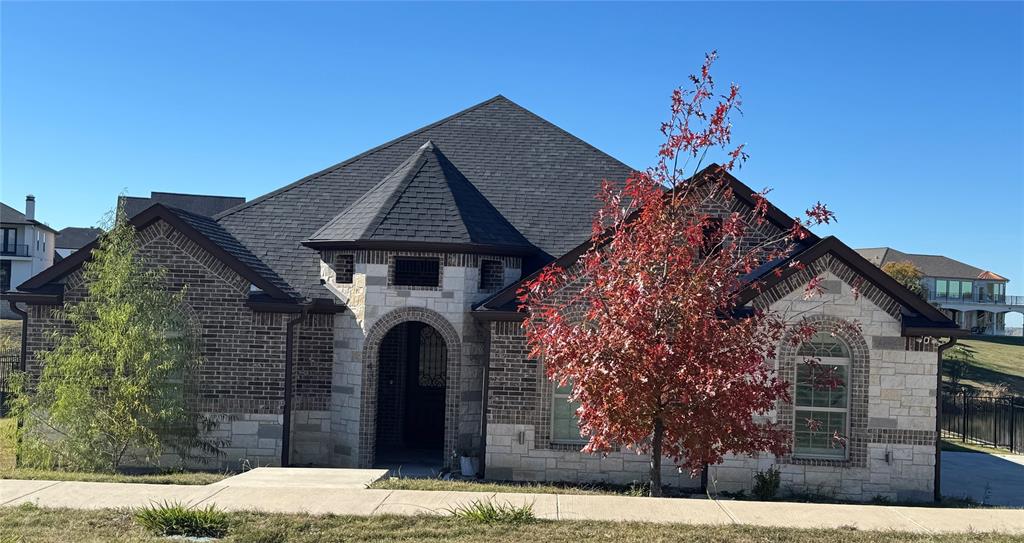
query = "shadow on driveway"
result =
(942, 450, 1024, 506)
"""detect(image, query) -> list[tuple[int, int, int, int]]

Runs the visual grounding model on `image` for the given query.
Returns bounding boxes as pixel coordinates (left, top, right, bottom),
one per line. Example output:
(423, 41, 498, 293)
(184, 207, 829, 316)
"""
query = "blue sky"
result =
(2, 2, 1022, 320)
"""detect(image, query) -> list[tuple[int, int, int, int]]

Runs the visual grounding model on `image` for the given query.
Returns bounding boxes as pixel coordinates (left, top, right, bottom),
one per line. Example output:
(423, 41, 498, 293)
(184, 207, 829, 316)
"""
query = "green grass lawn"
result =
(943, 336, 1024, 396)
(0, 505, 1018, 543)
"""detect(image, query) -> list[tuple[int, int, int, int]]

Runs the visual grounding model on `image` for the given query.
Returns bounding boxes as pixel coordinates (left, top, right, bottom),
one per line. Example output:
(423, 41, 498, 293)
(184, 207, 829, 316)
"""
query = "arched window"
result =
(794, 332, 850, 459)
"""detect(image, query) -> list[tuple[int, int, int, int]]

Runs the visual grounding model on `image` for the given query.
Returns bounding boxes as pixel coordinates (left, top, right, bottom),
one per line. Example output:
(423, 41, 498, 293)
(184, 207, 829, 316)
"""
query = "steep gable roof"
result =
(856, 247, 1007, 282)
(215, 95, 634, 297)
(16, 204, 299, 300)
(306, 141, 536, 255)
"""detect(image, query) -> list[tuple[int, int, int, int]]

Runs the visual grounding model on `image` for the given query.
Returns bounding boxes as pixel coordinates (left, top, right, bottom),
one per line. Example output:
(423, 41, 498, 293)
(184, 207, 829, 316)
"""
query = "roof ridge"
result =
(214, 95, 510, 221)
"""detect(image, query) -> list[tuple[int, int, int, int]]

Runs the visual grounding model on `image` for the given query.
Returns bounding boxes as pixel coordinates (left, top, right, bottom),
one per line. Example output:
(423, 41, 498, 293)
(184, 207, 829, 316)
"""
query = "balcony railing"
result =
(928, 293, 1024, 306)
(0, 244, 30, 257)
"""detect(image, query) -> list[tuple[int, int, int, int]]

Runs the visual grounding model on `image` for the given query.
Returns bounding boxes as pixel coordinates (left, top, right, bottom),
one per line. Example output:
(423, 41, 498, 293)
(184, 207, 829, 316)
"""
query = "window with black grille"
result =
(335, 254, 354, 284)
(393, 257, 440, 287)
(479, 259, 504, 291)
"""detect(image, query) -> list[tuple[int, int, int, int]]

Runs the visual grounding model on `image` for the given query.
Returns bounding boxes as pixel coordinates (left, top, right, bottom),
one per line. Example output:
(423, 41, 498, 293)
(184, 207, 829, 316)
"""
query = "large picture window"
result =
(551, 381, 586, 443)
(794, 332, 850, 459)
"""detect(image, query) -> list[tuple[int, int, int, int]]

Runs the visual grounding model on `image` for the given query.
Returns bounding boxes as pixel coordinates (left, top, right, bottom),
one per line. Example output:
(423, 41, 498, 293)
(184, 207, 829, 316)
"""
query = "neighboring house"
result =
(1, 196, 56, 318)
(55, 227, 103, 260)
(857, 247, 1023, 336)
(3, 96, 961, 502)
(118, 192, 245, 219)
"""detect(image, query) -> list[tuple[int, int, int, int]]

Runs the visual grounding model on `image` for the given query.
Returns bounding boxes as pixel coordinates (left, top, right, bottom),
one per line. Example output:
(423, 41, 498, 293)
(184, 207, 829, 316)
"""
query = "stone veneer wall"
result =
(319, 249, 520, 468)
(19, 219, 330, 471)
(483, 254, 941, 501)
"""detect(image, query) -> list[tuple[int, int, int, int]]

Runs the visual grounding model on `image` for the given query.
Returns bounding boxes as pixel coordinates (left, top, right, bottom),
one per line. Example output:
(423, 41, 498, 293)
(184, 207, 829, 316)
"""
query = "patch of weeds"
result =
(625, 481, 650, 497)
(447, 499, 536, 524)
(752, 467, 781, 500)
(870, 494, 892, 505)
(134, 500, 229, 538)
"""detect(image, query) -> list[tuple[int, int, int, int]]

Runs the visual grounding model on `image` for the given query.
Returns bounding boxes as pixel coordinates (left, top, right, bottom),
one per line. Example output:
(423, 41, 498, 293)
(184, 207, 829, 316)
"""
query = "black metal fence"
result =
(0, 347, 20, 417)
(942, 390, 1024, 454)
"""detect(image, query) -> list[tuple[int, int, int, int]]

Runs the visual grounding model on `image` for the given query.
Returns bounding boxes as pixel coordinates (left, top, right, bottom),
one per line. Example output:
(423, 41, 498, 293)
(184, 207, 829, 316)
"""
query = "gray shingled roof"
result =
(1, 202, 59, 233)
(56, 227, 103, 250)
(216, 95, 634, 298)
(308, 141, 536, 254)
(164, 206, 301, 298)
(121, 192, 246, 218)
(855, 247, 1007, 281)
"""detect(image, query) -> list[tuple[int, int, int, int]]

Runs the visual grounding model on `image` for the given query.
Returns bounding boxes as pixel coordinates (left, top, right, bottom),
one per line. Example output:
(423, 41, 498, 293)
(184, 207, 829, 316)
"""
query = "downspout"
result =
(935, 336, 958, 503)
(281, 309, 306, 467)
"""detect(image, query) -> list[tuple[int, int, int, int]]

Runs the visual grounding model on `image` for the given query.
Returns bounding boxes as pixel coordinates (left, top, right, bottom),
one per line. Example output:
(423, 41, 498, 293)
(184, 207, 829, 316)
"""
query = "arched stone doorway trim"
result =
(358, 306, 462, 468)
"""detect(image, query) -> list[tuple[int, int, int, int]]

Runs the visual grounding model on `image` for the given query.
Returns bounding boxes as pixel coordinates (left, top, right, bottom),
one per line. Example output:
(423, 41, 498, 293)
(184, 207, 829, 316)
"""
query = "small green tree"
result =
(881, 261, 926, 300)
(10, 209, 219, 472)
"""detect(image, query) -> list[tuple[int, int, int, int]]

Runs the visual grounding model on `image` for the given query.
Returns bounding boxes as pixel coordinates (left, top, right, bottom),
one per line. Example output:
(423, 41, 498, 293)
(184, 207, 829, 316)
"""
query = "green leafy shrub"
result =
(9, 205, 222, 472)
(447, 499, 536, 524)
(752, 467, 781, 500)
(134, 501, 229, 537)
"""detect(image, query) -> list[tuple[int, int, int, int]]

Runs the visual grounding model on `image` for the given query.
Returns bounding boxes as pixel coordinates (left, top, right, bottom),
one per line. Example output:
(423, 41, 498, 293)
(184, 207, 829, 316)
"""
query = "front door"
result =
(403, 322, 446, 450)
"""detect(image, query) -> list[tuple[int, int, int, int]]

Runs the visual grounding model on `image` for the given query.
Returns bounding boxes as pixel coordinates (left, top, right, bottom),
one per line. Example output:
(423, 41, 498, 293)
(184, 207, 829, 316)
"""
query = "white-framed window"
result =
(793, 332, 850, 459)
(551, 380, 587, 444)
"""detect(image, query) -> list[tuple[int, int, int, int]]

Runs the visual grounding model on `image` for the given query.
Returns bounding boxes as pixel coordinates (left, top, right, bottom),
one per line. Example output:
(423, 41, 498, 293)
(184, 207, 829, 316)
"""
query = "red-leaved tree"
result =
(519, 52, 839, 497)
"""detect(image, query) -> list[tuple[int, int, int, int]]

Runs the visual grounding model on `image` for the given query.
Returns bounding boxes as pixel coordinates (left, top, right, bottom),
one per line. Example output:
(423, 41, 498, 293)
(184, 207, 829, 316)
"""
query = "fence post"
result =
(1011, 398, 1017, 454)
(993, 397, 999, 448)
(962, 392, 968, 443)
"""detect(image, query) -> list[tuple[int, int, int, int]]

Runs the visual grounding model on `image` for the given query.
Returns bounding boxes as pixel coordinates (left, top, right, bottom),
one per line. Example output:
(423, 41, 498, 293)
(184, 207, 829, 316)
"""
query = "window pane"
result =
(797, 332, 850, 357)
(794, 409, 847, 458)
(962, 281, 972, 297)
(949, 281, 960, 298)
(937, 280, 947, 297)
(552, 398, 583, 442)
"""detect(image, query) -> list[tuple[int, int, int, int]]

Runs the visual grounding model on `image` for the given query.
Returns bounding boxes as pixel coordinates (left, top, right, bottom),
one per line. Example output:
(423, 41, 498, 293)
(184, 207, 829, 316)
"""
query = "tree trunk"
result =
(649, 416, 664, 497)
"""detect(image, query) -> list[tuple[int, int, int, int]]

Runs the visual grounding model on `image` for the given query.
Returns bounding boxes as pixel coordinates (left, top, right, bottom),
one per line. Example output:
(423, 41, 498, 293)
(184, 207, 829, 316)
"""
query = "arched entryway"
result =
(358, 307, 462, 470)
(375, 321, 448, 465)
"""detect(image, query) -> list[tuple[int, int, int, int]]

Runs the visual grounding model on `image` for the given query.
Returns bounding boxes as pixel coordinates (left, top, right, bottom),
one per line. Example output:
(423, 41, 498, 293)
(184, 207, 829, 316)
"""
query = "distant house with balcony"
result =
(857, 247, 1022, 335)
(1, 196, 56, 318)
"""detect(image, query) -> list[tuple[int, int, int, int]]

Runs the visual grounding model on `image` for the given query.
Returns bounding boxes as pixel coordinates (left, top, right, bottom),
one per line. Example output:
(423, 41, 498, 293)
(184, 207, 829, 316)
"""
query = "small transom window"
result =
(479, 259, 504, 291)
(393, 257, 440, 287)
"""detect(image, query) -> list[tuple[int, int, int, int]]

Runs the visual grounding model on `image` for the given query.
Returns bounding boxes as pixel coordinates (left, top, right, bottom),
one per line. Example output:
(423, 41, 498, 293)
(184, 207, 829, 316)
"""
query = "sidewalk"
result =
(2, 468, 1023, 534)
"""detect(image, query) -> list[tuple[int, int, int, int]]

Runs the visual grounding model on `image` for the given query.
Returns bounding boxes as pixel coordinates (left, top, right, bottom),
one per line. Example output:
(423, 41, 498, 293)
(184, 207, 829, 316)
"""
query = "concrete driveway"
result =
(942, 451, 1024, 506)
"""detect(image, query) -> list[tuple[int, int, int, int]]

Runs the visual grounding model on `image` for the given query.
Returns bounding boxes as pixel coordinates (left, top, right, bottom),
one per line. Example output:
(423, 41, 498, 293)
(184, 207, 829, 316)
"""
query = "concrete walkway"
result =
(2, 468, 1023, 534)
(942, 451, 1024, 507)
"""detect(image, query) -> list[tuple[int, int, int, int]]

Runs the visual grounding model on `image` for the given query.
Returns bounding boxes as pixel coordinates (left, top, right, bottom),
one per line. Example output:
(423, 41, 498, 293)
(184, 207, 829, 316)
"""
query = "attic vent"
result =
(480, 259, 504, 291)
(393, 257, 440, 287)
(335, 254, 354, 284)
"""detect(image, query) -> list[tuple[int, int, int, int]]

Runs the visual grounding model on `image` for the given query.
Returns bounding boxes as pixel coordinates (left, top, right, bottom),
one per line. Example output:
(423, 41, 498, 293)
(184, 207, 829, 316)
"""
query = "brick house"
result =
(3, 96, 962, 501)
